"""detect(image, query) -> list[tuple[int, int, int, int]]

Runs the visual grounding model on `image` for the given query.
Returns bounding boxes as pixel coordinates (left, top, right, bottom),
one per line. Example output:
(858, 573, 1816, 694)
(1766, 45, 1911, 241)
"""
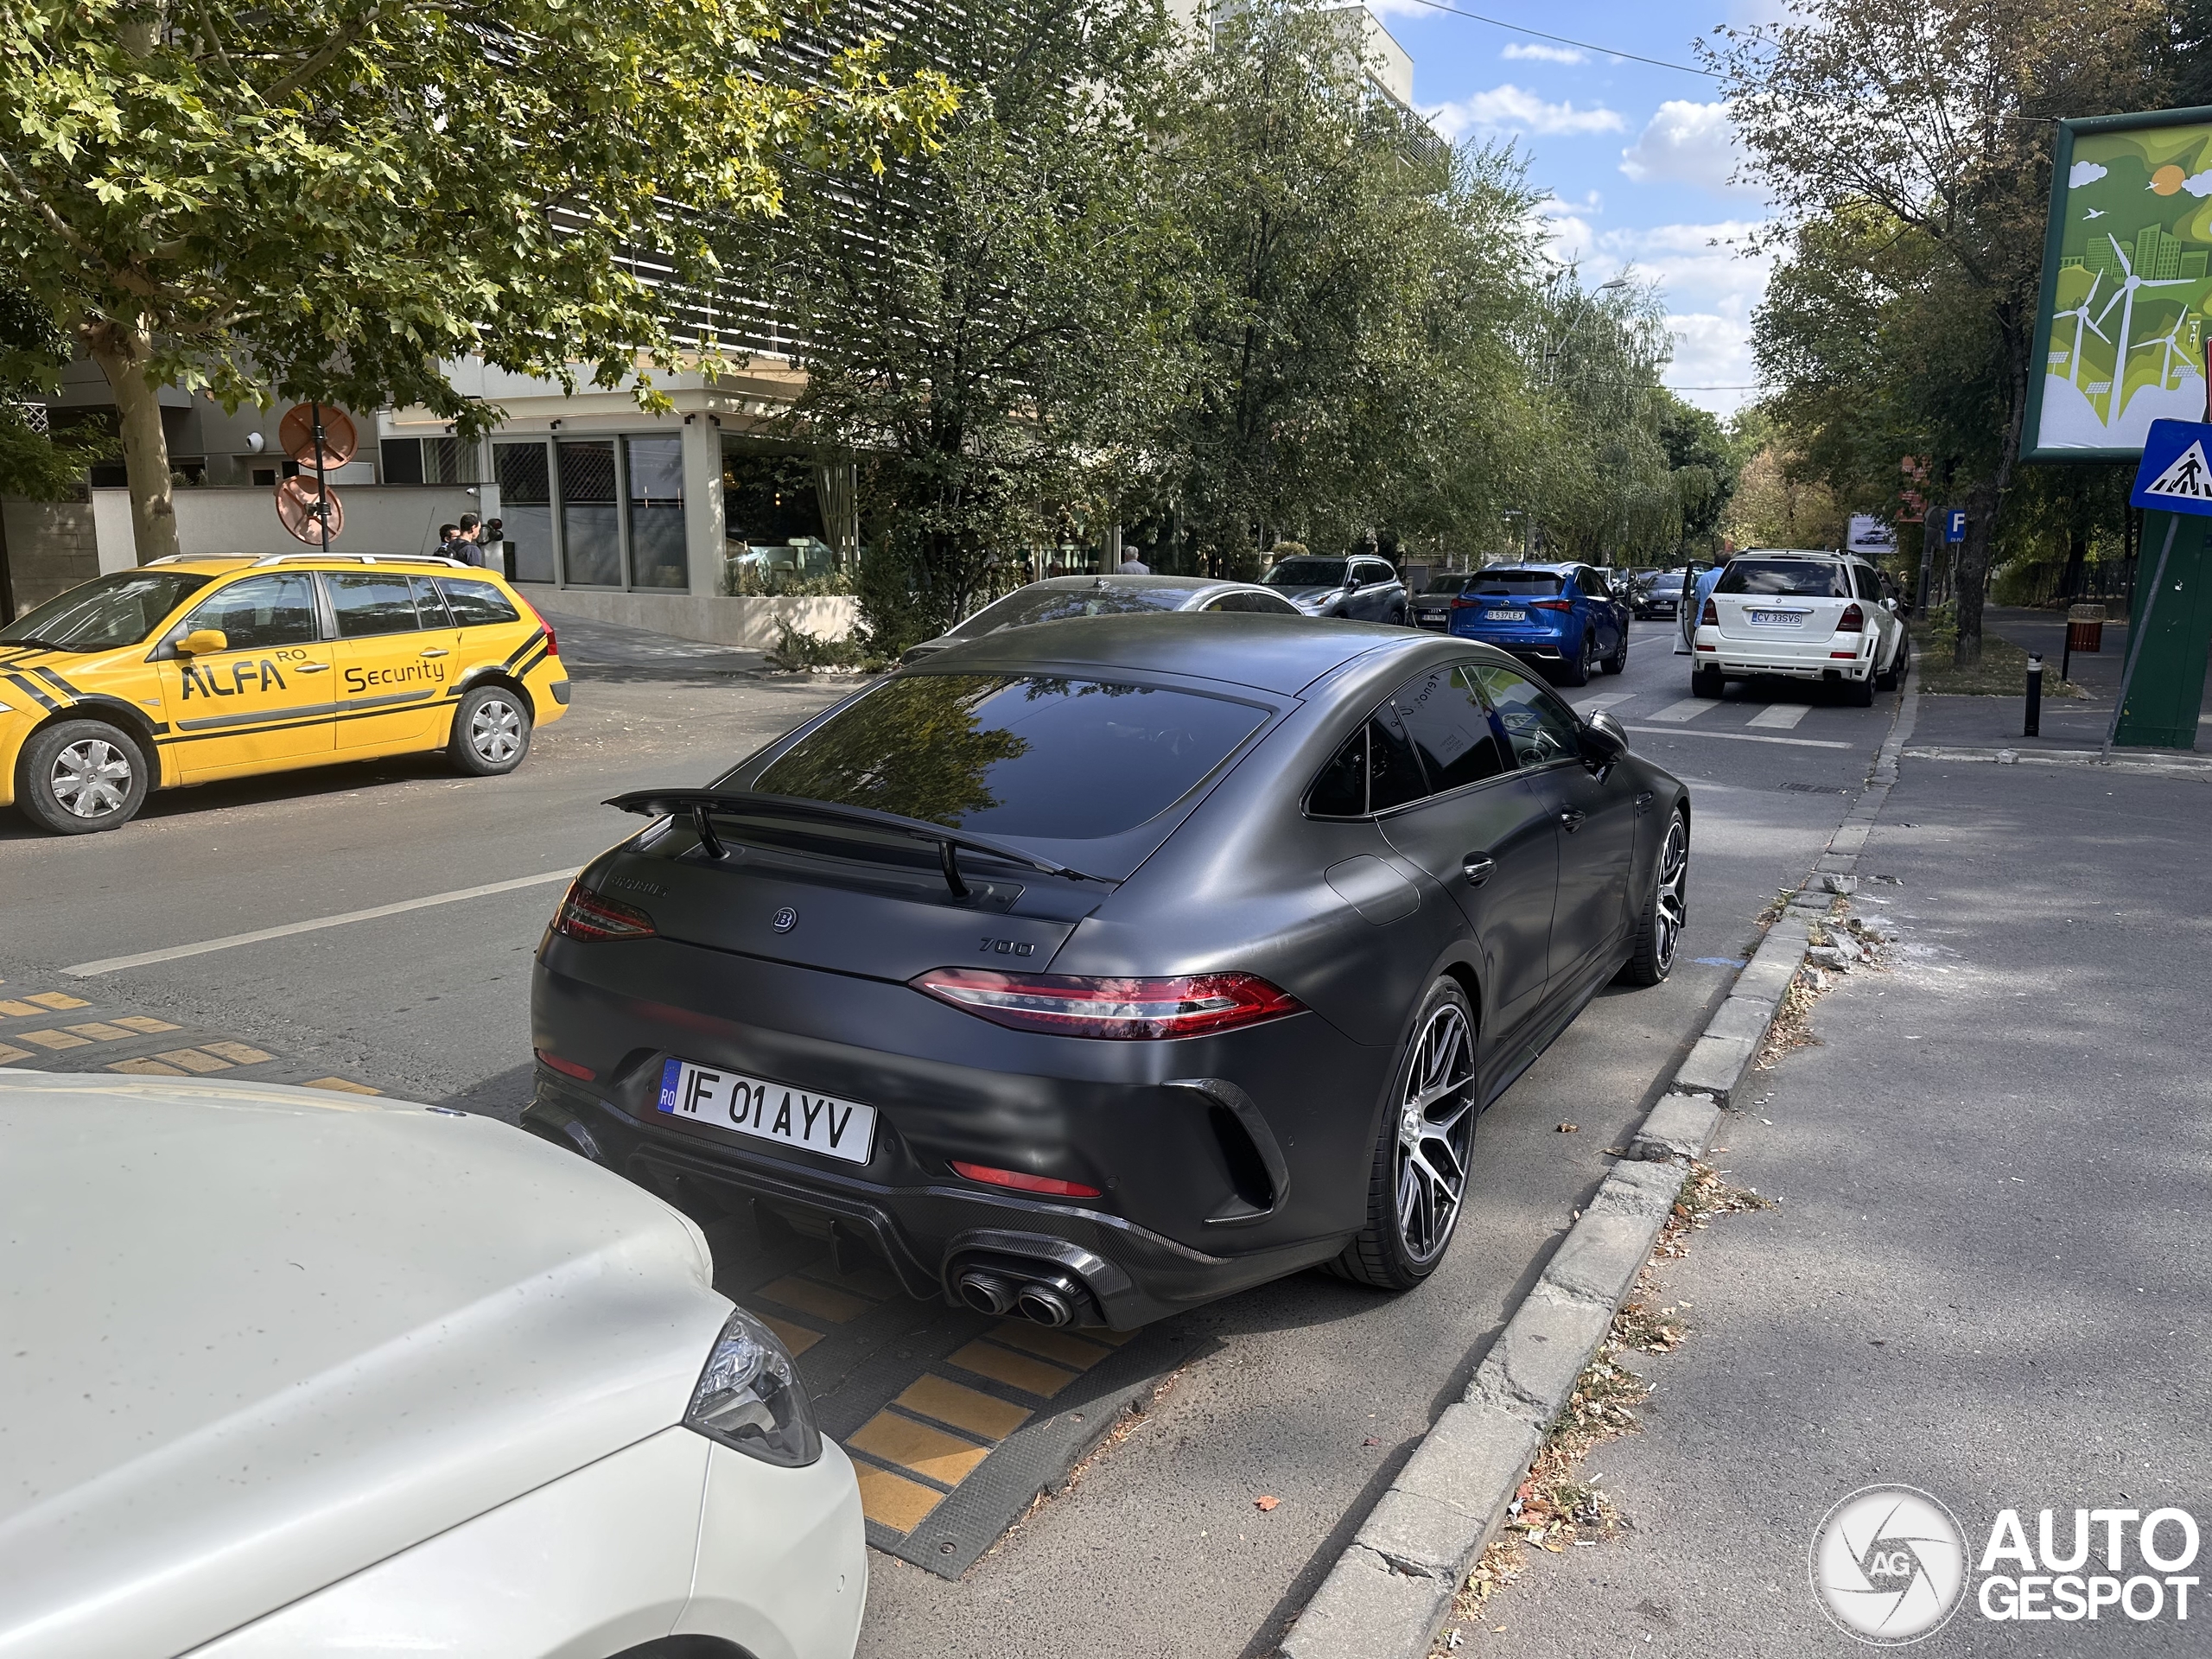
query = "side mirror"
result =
(1580, 709, 1629, 768)
(1344, 573, 1362, 591)
(178, 628, 228, 657)
(1880, 597, 1897, 613)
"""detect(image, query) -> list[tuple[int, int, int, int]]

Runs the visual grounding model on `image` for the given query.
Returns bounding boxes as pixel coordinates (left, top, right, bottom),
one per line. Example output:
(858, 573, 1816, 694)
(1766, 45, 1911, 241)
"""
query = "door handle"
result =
(294, 663, 330, 673)
(1461, 853, 1497, 886)
(1558, 809, 1586, 832)
(419, 646, 450, 658)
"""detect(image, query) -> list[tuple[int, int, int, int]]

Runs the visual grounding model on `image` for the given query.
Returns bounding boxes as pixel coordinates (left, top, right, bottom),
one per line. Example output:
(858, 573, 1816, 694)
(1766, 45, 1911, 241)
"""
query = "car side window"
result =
(1390, 666, 1509, 792)
(1466, 663, 1582, 770)
(1251, 591, 1300, 613)
(324, 572, 422, 638)
(176, 575, 317, 651)
(1852, 564, 1880, 601)
(410, 575, 454, 628)
(1306, 705, 1432, 817)
(1584, 568, 1612, 599)
(1359, 560, 1397, 588)
(437, 577, 522, 627)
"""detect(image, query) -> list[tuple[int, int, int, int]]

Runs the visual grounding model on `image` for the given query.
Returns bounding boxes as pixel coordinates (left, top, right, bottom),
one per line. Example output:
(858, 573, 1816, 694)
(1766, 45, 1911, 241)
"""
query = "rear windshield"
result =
(1423, 574, 1478, 594)
(946, 585, 1198, 637)
(1468, 570, 1565, 596)
(1716, 559, 1849, 598)
(755, 674, 1268, 840)
(1262, 558, 1347, 588)
(0, 571, 213, 650)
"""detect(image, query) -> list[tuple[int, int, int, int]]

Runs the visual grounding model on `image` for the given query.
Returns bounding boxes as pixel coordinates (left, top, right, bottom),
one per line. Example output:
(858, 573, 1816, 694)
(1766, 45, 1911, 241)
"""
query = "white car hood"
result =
(0, 1072, 729, 1658)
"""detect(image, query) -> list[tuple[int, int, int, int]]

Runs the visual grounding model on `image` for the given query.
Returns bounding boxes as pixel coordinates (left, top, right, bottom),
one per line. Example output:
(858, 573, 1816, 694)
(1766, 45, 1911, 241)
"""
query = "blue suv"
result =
(1448, 563, 1630, 686)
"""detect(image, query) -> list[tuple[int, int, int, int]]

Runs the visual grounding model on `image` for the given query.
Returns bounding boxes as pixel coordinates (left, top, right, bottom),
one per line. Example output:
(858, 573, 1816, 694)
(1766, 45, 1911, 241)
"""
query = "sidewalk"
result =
(1908, 607, 2212, 761)
(1485, 750, 2212, 1655)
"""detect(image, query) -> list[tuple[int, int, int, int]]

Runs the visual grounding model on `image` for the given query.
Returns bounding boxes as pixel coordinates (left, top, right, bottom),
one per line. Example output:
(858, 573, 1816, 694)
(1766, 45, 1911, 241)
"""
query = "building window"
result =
(379, 435, 472, 485)
(626, 436, 688, 589)
(557, 439, 622, 587)
(494, 442, 556, 583)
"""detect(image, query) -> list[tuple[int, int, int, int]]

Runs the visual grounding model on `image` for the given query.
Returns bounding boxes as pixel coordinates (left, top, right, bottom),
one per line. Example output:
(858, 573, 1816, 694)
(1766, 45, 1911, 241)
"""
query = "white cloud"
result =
(1619, 100, 1754, 195)
(2069, 160, 2108, 188)
(1502, 41, 1586, 64)
(2183, 168, 2212, 198)
(1426, 84, 1627, 142)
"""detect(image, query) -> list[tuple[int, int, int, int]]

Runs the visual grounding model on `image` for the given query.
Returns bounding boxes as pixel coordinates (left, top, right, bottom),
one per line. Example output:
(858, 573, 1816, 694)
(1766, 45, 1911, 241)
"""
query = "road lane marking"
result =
(1746, 703, 1812, 729)
(1572, 692, 1634, 712)
(1625, 724, 1853, 750)
(1645, 698, 1718, 722)
(64, 869, 576, 977)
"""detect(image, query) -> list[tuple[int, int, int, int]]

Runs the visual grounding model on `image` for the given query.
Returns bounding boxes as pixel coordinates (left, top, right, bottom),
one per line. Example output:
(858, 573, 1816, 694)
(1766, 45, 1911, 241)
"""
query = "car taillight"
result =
(536, 1047, 595, 1081)
(516, 594, 559, 656)
(1450, 594, 1478, 607)
(551, 880, 656, 941)
(1701, 597, 1719, 626)
(1837, 603, 1864, 632)
(911, 968, 1303, 1039)
(1531, 599, 1573, 612)
(950, 1160, 1103, 1198)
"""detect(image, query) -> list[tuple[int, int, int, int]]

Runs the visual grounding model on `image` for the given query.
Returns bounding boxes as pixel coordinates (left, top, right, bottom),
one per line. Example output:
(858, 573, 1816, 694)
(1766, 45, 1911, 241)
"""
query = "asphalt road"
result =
(1491, 747, 2212, 1656)
(0, 611, 1906, 1655)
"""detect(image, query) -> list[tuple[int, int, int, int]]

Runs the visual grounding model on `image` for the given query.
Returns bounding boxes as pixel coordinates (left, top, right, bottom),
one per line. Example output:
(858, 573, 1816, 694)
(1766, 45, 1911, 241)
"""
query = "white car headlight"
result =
(684, 1305, 823, 1467)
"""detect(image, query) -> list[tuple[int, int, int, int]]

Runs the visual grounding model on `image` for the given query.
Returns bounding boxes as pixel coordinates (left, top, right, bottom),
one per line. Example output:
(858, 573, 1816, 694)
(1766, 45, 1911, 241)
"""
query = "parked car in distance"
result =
(1631, 567, 1709, 620)
(1258, 554, 1408, 625)
(1689, 549, 1907, 706)
(530, 613, 1691, 1332)
(0, 1070, 864, 1659)
(1411, 572, 1484, 632)
(901, 575, 1299, 664)
(1444, 563, 1630, 686)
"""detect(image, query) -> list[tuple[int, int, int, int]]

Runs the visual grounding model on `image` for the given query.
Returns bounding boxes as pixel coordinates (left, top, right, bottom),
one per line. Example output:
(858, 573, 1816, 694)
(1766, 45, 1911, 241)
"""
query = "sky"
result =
(1371, 0, 1786, 420)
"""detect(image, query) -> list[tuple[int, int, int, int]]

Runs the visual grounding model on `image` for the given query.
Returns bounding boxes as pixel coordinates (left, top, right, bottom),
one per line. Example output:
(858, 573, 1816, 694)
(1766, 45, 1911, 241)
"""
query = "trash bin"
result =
(2066, 602, 2105, 654)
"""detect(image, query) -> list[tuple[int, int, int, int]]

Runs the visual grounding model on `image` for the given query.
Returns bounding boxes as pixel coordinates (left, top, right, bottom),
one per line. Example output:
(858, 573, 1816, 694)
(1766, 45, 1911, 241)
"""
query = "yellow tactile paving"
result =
(988, 1321, 1113, 1370)
(16, 1029, 89, 1050)
(855, 1464, 944, 1533)
(0, 1001, 41, 1018)
(110, 1015, 180, 1033)
(108, 1058, 188, 1076)
(947, 1339, 1077, 1398)
(200, 1041, 273, 1065)
(896, 1374, 1032, 1441)
(758, 1275, 872, 1325)
(155, 1048, 232, 1073)
(64, 1023, 132, 1042)
(758, 1313, 825, 1357)
(849, 1412, 993, 1486)
(0, 1044, 33, 1064)
(302, 1077, 381, 1094)
(26, 993, 88, 1011)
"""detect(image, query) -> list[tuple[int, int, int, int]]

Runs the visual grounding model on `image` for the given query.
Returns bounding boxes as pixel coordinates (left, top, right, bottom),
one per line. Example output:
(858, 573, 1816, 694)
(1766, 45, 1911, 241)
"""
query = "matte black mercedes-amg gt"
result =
(527, 613, 1690, 1330)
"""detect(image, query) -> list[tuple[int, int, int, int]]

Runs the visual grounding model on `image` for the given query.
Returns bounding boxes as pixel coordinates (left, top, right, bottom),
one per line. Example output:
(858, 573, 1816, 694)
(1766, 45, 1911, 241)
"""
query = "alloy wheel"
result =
(1653, 815, 1688, 972)
(49, 738, 133, 820)
(469, 697, 524, 764)
(1394, 1001, 1478, 1264)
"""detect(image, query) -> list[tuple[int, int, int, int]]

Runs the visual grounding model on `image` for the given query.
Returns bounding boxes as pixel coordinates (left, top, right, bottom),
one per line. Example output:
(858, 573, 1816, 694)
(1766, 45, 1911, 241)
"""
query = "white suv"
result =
(1689, 550, 1906, 707)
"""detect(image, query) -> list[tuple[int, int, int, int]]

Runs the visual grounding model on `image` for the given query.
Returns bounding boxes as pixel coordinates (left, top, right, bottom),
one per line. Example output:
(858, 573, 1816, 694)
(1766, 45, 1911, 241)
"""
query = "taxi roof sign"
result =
(2131, 419, 2212, 514)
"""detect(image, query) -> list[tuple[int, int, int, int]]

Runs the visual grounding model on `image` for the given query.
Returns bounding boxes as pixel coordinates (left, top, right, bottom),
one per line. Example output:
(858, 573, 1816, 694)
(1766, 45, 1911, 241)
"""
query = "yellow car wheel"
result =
(16, 719, 150, 835)
(448, 684, 532, 777)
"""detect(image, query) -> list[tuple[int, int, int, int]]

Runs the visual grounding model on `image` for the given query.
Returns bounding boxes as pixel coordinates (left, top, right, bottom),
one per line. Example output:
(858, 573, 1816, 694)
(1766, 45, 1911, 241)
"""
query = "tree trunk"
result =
(81, 313, 179, 565)
(1951, 478, 2000, 668)
(0, 498, 16, 624)
(2061, 515, 2087, 600)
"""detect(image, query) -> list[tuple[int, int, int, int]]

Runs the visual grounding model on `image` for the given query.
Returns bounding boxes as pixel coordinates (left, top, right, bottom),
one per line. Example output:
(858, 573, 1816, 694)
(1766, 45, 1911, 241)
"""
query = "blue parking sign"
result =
(1942, 509, 1967, 543)
(2130, 419, 2212, 516)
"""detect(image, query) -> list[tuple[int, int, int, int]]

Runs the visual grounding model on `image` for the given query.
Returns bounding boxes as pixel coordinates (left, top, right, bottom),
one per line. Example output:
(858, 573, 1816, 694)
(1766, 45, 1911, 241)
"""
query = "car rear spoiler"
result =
(604, 788, 1110, 899)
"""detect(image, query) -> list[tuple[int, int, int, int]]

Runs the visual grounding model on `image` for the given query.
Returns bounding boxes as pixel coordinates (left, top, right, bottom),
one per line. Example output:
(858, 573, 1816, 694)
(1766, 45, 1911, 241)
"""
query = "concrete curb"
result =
(1280, 669, 1925, 1659)
(1902, 743, 2212, 779)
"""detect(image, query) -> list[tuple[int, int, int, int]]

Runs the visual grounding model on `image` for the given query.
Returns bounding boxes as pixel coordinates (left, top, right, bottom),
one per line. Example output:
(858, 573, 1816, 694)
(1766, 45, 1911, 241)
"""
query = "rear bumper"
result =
(527, 938, 1381, 1328)
(1692, 628, 1872, 681)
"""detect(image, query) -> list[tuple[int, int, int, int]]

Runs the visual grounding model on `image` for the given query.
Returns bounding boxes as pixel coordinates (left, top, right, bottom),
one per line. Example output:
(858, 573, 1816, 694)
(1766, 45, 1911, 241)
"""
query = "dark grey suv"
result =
(1259, 555, 1408, 624)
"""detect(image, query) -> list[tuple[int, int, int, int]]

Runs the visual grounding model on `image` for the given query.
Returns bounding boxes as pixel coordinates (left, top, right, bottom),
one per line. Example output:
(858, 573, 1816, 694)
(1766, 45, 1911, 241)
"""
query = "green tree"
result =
(1713, 0, 2175, 664)
(746, 0, 1183, 652)
(0, 0, 954, 563)
(0, 287, 114, 621)
(1157, 0, 1542, 573)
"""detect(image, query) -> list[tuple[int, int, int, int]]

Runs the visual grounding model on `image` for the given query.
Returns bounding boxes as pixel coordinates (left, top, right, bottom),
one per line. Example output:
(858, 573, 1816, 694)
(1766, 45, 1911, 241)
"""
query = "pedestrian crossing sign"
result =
(2131, 419, 2212, 513)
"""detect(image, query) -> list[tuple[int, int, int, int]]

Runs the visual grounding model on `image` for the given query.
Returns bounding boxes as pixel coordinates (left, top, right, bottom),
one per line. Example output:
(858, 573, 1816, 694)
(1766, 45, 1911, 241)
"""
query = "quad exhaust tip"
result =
(955, 1268, 1084, 1326)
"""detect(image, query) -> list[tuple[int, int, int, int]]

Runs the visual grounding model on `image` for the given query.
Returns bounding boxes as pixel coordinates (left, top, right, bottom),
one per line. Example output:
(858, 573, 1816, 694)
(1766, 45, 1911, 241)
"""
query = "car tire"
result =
(1389, 602, 1409, 627)
(448, 683, 533, 776)
(1601, 629, 1628, 675)
(1557, 627, 1594, 687)
(1330, 976, 1479, 1291)
(16, 719, 150, 835)
(1842, 674, 1875, 708)
(1874, 636, 1907, 692)
(1617, 809, 1688, 987)
(1690, 665, 1725, 699)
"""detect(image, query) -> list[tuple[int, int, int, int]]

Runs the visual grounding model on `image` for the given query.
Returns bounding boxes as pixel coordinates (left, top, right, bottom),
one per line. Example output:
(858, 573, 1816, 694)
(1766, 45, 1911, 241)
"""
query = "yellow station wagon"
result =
(0, 554, 569, 835)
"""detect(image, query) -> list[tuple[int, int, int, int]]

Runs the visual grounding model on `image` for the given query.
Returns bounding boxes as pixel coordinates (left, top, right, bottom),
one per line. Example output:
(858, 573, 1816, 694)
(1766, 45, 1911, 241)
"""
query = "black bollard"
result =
(2024, 652, 2043, 738)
